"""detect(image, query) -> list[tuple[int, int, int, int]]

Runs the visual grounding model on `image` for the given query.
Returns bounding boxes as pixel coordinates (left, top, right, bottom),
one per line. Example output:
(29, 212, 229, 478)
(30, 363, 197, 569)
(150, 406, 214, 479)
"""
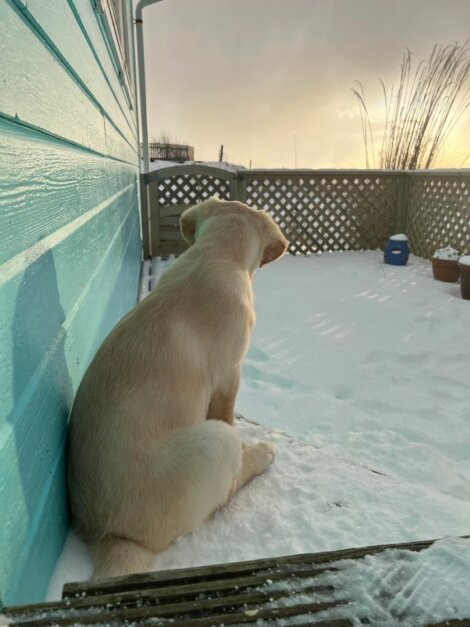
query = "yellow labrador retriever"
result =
(68, 197, 288, 578)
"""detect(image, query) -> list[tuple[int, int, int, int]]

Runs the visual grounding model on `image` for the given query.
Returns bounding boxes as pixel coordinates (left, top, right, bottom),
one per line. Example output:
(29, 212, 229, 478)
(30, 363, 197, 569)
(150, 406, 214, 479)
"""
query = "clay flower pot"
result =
(458, 256, 470, 300)
(431, 258, 460, 282)
(432, 246, 460, 282)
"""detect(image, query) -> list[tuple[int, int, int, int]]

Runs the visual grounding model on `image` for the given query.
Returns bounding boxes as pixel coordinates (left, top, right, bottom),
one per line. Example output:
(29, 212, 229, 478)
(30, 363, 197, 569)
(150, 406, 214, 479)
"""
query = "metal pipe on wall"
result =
(135, 0, 164, 174)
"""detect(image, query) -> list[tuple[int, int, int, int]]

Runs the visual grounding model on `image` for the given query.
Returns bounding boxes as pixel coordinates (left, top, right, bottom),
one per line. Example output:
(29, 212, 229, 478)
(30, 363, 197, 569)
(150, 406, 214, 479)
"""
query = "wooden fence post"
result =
(230, 171, 247, 203)
(149, 180, 160, 258)
(139, 174, 151, 259)
(394, 172, 411, 234)
(239, 172, 248, 203)
(230, 171, 246, 203)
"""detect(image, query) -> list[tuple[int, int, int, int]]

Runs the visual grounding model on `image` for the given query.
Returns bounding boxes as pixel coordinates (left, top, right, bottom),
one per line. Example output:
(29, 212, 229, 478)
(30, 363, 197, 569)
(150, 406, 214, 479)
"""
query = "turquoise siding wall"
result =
(0, 0, 141, 605)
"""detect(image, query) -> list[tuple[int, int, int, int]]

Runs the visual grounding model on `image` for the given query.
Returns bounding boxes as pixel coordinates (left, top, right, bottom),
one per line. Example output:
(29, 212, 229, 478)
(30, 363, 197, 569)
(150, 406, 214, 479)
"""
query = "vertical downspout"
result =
(134, 0, 164, 258)
(135, 0, 164, 174)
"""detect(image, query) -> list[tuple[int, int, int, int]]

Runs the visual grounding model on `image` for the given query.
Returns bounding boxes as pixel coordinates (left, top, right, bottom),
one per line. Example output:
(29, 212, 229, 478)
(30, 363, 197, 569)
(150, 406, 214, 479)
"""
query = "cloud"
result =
(143, 0, 470, 167)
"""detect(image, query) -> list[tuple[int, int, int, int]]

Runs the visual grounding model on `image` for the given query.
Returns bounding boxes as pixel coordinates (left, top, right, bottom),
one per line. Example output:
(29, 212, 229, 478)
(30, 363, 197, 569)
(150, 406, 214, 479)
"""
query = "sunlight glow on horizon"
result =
(143, 0, 470, 169)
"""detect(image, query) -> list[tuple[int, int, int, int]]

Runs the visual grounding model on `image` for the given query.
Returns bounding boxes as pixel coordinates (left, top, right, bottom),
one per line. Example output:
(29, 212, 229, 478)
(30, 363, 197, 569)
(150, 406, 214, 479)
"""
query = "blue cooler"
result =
(384, 234, 410, 266)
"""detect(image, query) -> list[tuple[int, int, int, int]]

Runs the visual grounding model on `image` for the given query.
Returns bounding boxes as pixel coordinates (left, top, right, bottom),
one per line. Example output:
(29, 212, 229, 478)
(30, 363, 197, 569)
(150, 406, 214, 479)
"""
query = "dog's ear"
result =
(180, 210, 197, 245)
(261, 237, 288, 267)
(180, 198, 222, 245)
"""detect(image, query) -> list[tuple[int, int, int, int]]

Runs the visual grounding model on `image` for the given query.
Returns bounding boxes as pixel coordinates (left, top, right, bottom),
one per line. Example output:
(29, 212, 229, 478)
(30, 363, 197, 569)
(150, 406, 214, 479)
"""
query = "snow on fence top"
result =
(141, 165, 470, 259)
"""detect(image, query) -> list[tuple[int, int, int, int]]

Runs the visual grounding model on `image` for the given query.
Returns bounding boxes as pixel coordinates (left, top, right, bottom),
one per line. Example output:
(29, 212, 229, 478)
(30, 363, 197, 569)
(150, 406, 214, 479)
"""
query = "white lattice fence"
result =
(407, 174, 470, 258)
(144, 166, 470, 260)
(157, 172, 231, 206)
(245, 172, 399, 254)
(147, 166, 234, 256)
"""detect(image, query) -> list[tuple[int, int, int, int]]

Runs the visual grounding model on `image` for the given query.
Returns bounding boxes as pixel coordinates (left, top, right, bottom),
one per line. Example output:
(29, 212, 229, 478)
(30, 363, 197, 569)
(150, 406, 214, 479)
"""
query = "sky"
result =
(142, 0, 470, 169)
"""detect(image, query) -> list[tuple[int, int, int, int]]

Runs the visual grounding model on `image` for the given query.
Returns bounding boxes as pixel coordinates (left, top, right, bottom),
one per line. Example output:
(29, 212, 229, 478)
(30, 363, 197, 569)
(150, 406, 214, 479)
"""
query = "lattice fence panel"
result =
(407, 175, 470, 258)
(154, 173, 232, 255)
(148, 167, 470, 259)
(245, 174, 399, 254)
(157, 174, 231, 207)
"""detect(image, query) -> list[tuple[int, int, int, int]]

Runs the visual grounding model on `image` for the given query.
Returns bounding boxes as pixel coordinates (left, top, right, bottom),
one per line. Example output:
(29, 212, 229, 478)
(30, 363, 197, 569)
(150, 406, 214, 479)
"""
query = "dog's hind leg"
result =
(233, 442, 275, 493)
(148, 424, 274, 539)
(152, 420, 244, 538)
(89, 421, 242, 579)
(150, 424, 274, 529)
(88, 422, 273, 579)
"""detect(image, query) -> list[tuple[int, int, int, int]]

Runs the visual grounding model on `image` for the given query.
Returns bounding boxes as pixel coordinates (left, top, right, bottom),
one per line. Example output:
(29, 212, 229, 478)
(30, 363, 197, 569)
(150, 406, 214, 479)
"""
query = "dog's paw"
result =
(252, 441, 275, 474)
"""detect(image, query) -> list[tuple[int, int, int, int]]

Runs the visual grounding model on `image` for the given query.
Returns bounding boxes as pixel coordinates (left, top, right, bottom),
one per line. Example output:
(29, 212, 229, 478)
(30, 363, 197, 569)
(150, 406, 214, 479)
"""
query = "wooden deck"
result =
(3, 537, 470, 626)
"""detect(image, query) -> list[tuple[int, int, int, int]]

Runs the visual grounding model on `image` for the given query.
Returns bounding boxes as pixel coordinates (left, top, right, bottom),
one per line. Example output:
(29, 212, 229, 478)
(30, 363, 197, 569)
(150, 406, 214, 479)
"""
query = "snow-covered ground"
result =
(47, 251, 470, 622)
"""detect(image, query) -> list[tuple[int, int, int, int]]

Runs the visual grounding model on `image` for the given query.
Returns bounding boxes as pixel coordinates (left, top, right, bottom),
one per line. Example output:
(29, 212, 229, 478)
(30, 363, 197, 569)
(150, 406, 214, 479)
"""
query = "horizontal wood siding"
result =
(0, 0, 141, 606)
(0, 1, 137, 163)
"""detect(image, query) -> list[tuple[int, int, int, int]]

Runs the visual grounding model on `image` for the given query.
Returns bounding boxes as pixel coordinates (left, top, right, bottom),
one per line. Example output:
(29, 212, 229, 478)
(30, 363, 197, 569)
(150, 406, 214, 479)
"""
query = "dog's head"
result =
(180, 198, 215, 246)
(180, 197, 288, 270)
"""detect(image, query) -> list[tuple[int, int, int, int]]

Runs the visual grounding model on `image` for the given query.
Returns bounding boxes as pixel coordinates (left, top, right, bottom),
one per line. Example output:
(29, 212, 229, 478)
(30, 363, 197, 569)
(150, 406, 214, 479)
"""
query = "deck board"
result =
(4, 536, 469, 626)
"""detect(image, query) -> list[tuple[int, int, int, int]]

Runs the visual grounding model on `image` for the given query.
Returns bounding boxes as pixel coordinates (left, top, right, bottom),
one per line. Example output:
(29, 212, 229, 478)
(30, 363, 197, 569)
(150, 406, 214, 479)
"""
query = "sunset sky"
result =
(142, 0, 470, 168)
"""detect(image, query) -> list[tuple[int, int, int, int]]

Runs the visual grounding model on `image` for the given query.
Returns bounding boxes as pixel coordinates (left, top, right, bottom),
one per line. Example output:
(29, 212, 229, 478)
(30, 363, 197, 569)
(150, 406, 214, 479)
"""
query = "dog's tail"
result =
(90, 535, 155, 579)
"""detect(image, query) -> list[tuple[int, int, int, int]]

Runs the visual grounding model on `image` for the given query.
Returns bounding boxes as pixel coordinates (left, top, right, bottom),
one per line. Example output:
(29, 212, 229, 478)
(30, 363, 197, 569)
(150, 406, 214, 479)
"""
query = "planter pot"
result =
(431, 258, 460, 283)
(459, 257, 470, 300)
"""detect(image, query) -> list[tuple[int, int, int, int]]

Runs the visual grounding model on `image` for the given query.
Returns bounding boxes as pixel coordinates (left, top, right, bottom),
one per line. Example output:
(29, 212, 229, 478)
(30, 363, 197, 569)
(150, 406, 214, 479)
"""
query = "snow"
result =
(149, 159, 244, 172)
(47, 251, 470, 621)
(389, 233, 408, 241)
(309, 536, 470, 625)
(433, 246, 460, 260)
(257, 536, 470, 625)
(459, 255, 470, 266)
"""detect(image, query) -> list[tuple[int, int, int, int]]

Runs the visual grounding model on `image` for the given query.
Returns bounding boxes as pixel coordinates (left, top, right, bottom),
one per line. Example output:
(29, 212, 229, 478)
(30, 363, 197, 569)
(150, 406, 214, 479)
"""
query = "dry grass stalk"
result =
(352, 41, 470, 169)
